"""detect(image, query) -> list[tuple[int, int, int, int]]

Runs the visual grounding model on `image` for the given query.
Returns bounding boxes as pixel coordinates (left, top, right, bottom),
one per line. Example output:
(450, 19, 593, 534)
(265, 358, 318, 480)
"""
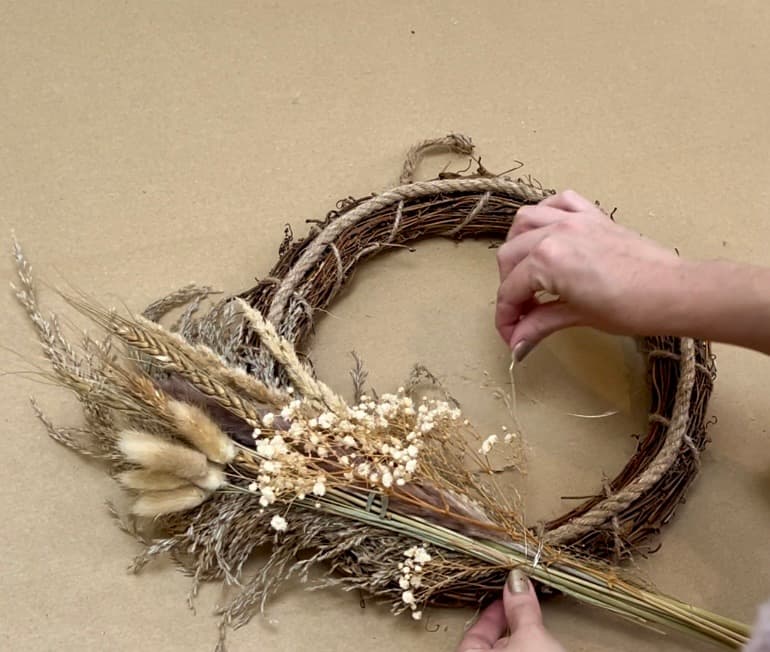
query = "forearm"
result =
(656, 259, 770, 355)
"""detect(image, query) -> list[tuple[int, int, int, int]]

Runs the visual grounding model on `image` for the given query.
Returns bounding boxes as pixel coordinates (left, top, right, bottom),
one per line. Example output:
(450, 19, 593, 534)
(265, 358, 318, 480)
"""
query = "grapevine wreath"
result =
(14, 134, 749, 650)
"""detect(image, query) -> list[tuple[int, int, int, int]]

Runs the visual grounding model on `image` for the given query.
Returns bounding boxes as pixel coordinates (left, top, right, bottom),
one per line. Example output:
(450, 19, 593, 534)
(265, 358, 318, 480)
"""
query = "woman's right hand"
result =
(495, 190, 691, 360)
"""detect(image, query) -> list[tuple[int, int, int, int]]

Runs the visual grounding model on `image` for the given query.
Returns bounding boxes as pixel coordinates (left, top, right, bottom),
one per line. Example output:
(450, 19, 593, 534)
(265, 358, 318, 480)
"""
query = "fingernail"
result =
(513, 341, 532, 363)
(506, 568, 529, 594)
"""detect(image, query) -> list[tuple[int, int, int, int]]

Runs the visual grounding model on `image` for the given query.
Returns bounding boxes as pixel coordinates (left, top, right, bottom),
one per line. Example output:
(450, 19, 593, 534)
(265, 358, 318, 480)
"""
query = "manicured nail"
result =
(513, 341, 532, 363)
(507, 568, 529, 594)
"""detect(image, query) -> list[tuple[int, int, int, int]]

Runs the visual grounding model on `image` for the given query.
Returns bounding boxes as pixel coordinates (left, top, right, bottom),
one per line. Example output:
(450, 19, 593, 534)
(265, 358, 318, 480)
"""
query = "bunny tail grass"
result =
(131, 486, 211, 518)
(117, 429, 210, 482)
(117, 469, 191, 491)
(167, 400, 236, 464)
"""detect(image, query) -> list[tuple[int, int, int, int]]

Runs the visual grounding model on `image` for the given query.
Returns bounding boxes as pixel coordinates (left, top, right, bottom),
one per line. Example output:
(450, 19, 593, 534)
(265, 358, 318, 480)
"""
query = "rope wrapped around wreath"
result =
(234, 134, 716, 562)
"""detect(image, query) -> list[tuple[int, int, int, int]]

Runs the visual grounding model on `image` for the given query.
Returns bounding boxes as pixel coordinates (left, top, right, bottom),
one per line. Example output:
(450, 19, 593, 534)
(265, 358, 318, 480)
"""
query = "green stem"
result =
(314, 489, 751, 649)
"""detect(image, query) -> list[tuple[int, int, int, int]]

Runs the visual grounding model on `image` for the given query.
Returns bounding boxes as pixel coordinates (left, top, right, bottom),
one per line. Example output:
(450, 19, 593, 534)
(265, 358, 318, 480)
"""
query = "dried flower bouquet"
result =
(11, 135, 751, 650)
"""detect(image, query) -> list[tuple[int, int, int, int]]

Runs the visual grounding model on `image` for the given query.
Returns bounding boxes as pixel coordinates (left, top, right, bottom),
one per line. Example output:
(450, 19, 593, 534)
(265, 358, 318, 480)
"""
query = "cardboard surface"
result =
(2, 2, 770, 650)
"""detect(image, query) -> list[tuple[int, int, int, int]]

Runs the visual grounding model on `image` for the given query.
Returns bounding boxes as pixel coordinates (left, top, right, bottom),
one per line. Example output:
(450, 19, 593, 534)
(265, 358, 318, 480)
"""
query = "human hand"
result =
(495, 190, 687, 359)
(456, 569, 566, 652)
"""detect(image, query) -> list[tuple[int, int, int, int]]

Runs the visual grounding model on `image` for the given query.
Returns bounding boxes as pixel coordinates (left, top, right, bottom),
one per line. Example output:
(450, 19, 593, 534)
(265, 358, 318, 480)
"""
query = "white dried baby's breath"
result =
(396, 544, 432, 615)
(259, 486, 276, 507)
(317, 412, 335, 429)
(256, 441, 275, 458)
(241, 392, 477, 533)
(342, 435, 357, 448)
(312, 479, 326, 496)
(270, 514, 287, 532)
(479, 434, 499, 455)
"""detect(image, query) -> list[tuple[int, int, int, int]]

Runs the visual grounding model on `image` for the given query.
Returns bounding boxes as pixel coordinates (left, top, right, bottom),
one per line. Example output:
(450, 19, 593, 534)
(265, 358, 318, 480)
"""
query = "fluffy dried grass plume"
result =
(131, 485, 211, 518)
(167, 399, 236, 464)
(117, 469, 191, 491)
(117, 429, 223, 490)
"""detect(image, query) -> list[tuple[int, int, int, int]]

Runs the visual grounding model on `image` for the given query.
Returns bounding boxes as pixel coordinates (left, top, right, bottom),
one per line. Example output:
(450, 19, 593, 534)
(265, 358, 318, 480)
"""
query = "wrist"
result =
(659, 258, 770, 353)
(628, 256, 702, 337)
(660, 258, 714, 336)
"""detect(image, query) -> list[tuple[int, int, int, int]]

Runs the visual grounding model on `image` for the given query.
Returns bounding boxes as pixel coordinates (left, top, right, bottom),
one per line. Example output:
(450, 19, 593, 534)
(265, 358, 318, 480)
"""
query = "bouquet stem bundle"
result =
(318, 489, 750, 648)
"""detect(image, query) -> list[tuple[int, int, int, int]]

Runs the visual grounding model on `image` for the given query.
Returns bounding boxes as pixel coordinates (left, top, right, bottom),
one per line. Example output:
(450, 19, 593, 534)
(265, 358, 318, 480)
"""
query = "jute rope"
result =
(544, 337, 696, 543)
(399, 133, 475, 185)
(266, 176, 549, 327)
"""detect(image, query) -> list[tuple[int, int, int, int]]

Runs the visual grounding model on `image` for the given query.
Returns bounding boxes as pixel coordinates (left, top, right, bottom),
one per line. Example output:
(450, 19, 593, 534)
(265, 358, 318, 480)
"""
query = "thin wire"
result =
(507, 354, 525, 437)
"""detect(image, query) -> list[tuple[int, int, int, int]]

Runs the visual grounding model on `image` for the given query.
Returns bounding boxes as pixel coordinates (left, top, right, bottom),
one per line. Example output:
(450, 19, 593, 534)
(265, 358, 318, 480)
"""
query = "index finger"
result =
(506, 204, 570, 241)
(456, 599, 507, 651)
(495, 258, 540, 346)
(539, 189, 596, 212)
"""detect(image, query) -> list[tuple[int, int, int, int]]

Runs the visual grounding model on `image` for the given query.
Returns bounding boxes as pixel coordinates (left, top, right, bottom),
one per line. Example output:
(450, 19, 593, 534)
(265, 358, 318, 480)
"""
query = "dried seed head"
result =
(116, 469, 189, 491)
(191, 465, 227, 491)
(167, 399, 236, 464)
(117, 429, 209, 482)
(130, 485, 209, 517)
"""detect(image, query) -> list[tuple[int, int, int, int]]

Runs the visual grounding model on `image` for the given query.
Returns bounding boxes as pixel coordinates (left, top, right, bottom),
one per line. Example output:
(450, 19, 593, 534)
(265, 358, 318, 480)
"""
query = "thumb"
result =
(503, 569, 543, 632)
(510, 302, 580, 360)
